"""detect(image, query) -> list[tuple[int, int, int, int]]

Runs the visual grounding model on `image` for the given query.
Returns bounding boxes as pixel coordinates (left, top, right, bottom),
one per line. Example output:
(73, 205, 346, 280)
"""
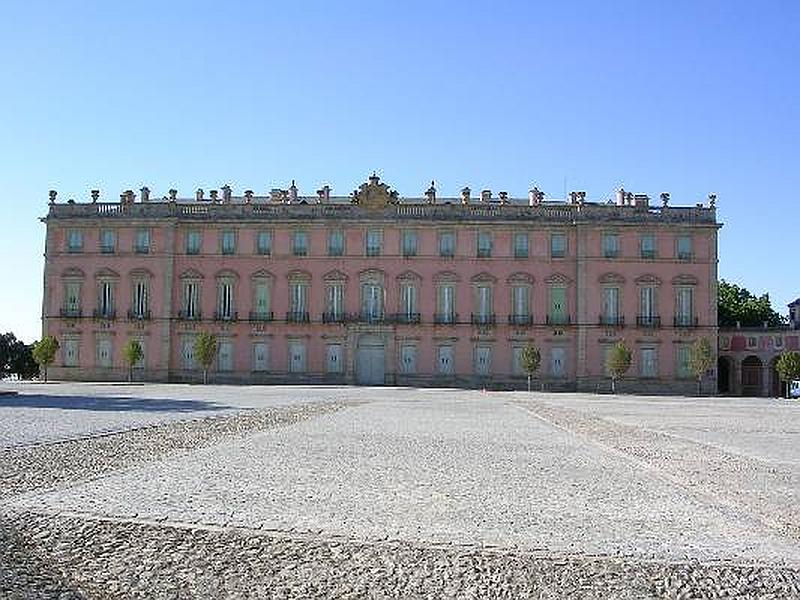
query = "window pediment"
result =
(179, 268, 204, 280)
(250, 269, 275, 281)
(61, 267, 85, 279)
(287, 269, 312, 282)
(215, 268, 240, 280)
(323, 269, 348, 282)
(507, 272, 534, 284)
(598, 272, 626, 285)
(672, 274, 698, 286)
(545, 272, 572, 285)
(94, 268, 120, 280)
(471, 272, 498, 284)
(358, 268, 385, 283)
(396, 270, 422, 282)
(635, 274, 662, 286)
(433, 270, 461, 283)
(129, 268, 154, 279)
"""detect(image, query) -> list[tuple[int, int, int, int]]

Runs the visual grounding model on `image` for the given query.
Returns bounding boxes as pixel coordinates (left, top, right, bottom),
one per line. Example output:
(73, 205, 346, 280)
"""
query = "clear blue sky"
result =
(1, 0, 797, 342)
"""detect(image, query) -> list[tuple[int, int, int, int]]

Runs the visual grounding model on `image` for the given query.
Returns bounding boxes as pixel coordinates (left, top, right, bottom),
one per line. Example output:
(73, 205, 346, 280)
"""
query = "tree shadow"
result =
(0, 394, 231, 413)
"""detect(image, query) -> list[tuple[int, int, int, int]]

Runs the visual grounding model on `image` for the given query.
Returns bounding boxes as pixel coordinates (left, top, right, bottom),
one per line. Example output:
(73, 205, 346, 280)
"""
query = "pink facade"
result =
(41, 177, 720, 392)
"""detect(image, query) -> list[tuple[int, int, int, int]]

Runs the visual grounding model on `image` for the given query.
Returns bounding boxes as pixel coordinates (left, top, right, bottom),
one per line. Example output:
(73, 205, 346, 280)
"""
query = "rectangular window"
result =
(217, 340, 233, 371)
(513, 233, 529, 258)
(511, 285, 529, 318)
(677, 235, 693, 260)
(640, 286, 656, 318)
(253, 282, 270, 319)
(640, 348, 657, 377)
(328, 230, 344, 256)
(326, 344, 343, 374)
(134, 229, 150, 253)
(361, 282, 384, 320)
(63, 339, 78, 367)
(475, 285, 493, 321)
(256, 231, 272, 255)
(399, 344, 417, 374)
(182, 338, 196, 369)
(602, 287, 620, 323)
(400, 283, 417, 318)
(676, 287, 694, 326)
(325, 283, 344, 320)
(98, 282, 114, 318)
(512, 347, 525, 376)
(217, 281, 234, 320)
(100, 230, 115, 253)
(401, 230, 418, 257)
(474, 346, 491, 376)
(437, 345, 454, 375)
(289, 282, 308, 316)
(439, 231, 455, 257)
(436, 284, 456, 323)
(96, 339, 112, 368)
(221, 230, 236, 255)
(477, 231, 492, 258)
(64, 282, 81, 315)
(288, 342, 307, 373)
(253, 342, 269, 371)
(676, 345, 691, 378)
(549, 286, 567, 324)
(366, 229, 382, 256)
(551, 347, 566, 377)
(292, 231, 308, 256)
(186, 231, 202, 255)
(183, 282, 200, 319)
(550, 233, 566, 258)
(132, 281, 148, 318)
(603, 233, 620, 258)
(67, 230, 83, 253)
(640, 234, 656, 259)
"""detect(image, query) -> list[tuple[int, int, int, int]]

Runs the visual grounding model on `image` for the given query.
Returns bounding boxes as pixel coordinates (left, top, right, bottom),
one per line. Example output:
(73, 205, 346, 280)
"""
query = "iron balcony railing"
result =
(127, 309, 152, 321)
(359, 312, 386, 324)
(178, 310, 202, 320)
(249, 311, 274, 322)
(640, 249, 656, 259)
(60, 308, 82, 318)
(322, 311, 347, 324)
(214, 311, 238, 322)
(476, 248, 492, 258)
(508, 314, 533, 326)
(471, 313, 496, 326)
(636, 315, 661, 328)
(434, 313, 459, 325)
(286, 311, 310, 323)
(92, 309, 116, 320)
(366, 247, 381, 257)
(674, 315, 699, 328)
(546, 314, 571, 325)
(599, 315, 625, 326)
(392, 312, 421, 324)
(100, 245, 115, 254)
(603, 249, 620, 259)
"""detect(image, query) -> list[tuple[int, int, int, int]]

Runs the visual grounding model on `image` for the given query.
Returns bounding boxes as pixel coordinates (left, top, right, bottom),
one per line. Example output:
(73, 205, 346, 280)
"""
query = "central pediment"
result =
(351, 174, 399, 209)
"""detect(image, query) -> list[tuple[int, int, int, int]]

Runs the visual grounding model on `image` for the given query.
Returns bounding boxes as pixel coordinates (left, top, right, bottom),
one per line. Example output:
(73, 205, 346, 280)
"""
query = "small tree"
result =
(32, 335, 59, 383)
(775, 351, 800, 398)
(520, 345, 541, 392)
(122, 339, 144, 383)
(606, 341, 632, 394)
(194, 332, 217, 384)
(689, 337, 714, 396)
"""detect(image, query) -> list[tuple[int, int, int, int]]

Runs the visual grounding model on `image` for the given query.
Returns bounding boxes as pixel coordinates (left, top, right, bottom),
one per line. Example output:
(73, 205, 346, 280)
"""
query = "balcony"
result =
(439, 249, 455, 258)
(603, 249, 619, 259)
(322, 311, 347, 324)
(100, 245, 115, 254)
(214, 311, 238, 322)
(292, 247, 308, 257)
(392, 312, 421, 325)
(59, 308, 82, 318)
(636, 315, 661, 328)
(599, 315, 625, 327)
(471, 313, 496, 326)
(127, 309, 152, 321)
(249, 311, 274, 322)
(402, 249, 417, 258)
(134, 246, 149, 254)
(677, 251, 693, 261)
(178, 310, 202, 321)
(92, 309, 116, 320)
(674, 315, 699, 328)
(286, 311, 310, 323)
(546, 314, 571, 325)
(434, 313, 459, 325)
(508, 314, 533, 326)
(366, 247, 381, 257)
(476, 248, 492, 258)
(640, 249, 656, 260)
(359, 312, 386, 324)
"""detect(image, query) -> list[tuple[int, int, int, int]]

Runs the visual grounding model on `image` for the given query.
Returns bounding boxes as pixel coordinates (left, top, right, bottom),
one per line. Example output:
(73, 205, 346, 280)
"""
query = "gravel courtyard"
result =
(1, 383, 799, 598)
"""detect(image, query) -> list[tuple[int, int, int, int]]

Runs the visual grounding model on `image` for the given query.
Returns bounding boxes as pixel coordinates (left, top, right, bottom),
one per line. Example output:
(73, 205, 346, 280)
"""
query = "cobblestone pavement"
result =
(1, 385, 799, 598)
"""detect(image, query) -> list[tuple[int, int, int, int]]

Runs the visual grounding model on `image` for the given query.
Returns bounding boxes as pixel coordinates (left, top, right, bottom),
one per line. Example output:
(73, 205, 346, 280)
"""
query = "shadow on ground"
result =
(0, 394, 231, 413)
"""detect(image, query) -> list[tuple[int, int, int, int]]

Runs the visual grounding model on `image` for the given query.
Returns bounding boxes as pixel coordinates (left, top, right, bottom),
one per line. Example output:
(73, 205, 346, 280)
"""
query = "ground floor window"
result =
(512, 346, 525, 376)
(640, 347, 657, 377)
(289, 342, 307, 373)
(326, 344, 343, 374)
(63, 339, 79, 367)
(399, 344, 417, 374)
(474, 346, 491, 376)
(218, 340, 233, 372)
(253, 342, 269, 372)
(96, 339, 112, 368)
(182, 338, 196, 370)
(437, 345, 454, 375)
(550, 347, 565, 377)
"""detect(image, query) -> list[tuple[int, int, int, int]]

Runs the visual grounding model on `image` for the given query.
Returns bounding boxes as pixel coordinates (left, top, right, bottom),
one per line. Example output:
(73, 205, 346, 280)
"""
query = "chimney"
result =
(289, 180, 298, 203)
(660, 192, 670, 207)
(48, 190, 57, 204)
(498, 191, 508, 204)
(209, 190, 219, 202)
(425, 181, 436, 204)
(221, 185, 232, 203)
(196, 188, 204, 202)
(615, 188, 625, 206)
(90, 190, 100, 203)
(168, 189, 178, 201)
(140, 187, 150, 202)
(480, 189, 491, 202)
(244, 190, 254, 203)
(461, 187, 471, 204)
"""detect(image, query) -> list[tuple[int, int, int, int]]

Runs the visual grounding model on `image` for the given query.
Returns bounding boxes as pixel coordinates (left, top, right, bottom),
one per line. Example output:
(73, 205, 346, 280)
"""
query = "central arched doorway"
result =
(717, 356, 732, 395)
(356, 334, 385, 385)
(741, 355, 763, 397)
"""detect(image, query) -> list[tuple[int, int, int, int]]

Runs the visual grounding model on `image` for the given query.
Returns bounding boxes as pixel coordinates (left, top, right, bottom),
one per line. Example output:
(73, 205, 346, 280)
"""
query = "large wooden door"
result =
(356, 336, 385, 385)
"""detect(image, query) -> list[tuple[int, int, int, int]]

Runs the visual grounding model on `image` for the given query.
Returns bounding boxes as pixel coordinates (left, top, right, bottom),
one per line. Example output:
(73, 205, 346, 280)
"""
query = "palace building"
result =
(41, 174, 721, 393)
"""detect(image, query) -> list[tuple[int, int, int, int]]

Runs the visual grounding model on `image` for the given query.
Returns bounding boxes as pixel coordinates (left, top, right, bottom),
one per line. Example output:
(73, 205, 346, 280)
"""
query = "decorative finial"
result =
(168, 189, 178, 201)
(708, 193, 717, 209)
(48, 190, 57, 204)
(90, 189, 100, 203)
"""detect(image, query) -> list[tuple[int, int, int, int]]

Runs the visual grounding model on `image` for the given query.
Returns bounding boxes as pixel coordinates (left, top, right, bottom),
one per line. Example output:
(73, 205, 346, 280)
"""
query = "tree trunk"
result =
(203, 368, 208, 385)
(611, 377, 615, 394)
(43, 364, 47, 383)
(697, 377, 702, 396)
(129, 365, 133, 383)
(527, 374, 531, 393)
